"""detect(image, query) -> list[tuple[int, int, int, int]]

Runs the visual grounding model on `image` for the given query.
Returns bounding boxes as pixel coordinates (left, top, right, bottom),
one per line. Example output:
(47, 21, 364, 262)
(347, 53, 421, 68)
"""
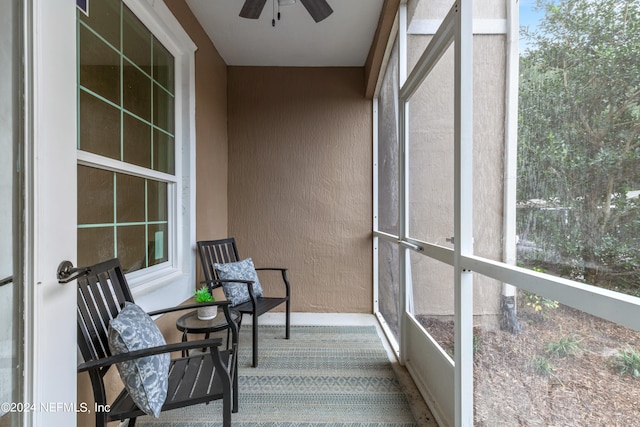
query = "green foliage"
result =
(194, 286, 215, 303)
(517, 0, 640, 293)
(522, 291, 559, 319)
(614, 348, 640, 377)
(531, 356, 554, 377)
(473, 335, 481, 355)
(546, 334, 583, 358)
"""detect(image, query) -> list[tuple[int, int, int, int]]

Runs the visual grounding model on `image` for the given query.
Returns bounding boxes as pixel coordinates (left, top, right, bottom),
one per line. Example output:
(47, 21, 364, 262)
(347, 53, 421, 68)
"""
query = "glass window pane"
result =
(378, 239, 400, 340)
(153, 37, 174, 93)
(77, 165, 114, 225)
(78, 0, 175, 274)
(147, 180, 167, 222)
(474, 273, 640, 425)
(123, 113, 151, 168)
(78, 0, 120, 48)
(410, 252, 454, 353)
(77, 227, 115, 267)
(77, 169, 168, 270)
(472, 36, 506, 262)
(116, 173, 145, 223)
(153, 130, 175, 174)
(1, 0, 22, 422)
(123, 59, 151, 121)
(407, 43, 454, 245)
(377, 38, 399, 236)
(79, 91, 121, 158)
(153, 83, 174, 133)
(122, 6, 151, 75)
(79, 25, 120, 104)
(117, 224, 146, 272)
(517, 0, 640, 296)
(148, 223, 168, 266)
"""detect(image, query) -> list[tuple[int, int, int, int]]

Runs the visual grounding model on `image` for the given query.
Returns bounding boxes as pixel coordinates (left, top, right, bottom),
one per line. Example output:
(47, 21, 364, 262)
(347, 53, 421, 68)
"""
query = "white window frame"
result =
(77, 0, 197, 308)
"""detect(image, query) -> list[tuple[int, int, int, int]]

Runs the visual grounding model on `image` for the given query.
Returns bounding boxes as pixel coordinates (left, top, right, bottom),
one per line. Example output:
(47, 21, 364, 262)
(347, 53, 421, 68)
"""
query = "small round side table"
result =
(176, 307, 240, 356)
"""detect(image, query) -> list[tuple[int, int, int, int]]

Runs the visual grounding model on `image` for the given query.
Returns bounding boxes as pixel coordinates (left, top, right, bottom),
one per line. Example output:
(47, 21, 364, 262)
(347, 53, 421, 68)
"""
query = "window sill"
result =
(129, 266, 193, 314)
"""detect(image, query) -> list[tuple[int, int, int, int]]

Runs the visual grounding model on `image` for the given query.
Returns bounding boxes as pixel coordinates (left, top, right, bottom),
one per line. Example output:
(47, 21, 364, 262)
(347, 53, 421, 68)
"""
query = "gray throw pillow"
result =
(108, 302, 170, 417)
(214, 257, 264, 306)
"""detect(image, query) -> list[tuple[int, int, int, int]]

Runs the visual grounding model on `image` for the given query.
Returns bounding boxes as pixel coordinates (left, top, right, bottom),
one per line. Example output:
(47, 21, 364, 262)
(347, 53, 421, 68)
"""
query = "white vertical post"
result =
(503, 0, 520, 296)
(454, 0, 474, 425)
(398, 1, 409, 365)
(373, 98, 380, 314)
(30, 0, 79, 424)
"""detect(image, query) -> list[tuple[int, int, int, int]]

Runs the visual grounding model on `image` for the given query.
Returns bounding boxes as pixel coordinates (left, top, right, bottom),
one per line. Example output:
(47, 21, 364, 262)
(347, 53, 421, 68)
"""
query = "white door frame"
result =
(26, 0, 78, 425)
(24, 1, 197, 424)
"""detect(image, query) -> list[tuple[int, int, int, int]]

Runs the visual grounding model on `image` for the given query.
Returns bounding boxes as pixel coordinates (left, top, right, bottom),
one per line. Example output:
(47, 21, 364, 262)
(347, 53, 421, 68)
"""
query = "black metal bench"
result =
(198, 238, 291, 367)
(76, 258, 238, 427)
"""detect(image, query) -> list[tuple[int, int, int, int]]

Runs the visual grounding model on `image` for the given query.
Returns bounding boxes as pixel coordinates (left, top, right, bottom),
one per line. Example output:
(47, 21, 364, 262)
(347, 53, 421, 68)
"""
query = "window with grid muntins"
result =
(77, 0, 175, 272)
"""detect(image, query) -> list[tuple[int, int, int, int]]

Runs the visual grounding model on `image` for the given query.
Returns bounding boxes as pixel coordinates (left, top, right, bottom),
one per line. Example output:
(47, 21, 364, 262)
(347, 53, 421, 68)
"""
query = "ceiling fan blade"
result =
(239, 0, 268, 19)
(299, 0, 333, 23)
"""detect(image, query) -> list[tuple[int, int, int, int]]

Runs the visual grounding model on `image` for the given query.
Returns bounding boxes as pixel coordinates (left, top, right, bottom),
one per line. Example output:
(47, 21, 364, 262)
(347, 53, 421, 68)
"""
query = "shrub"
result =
(522, 291, 559, 319)
(614, 348, 640, 377)
(531, 356, 554, 377)
(546, 335, 582, 358)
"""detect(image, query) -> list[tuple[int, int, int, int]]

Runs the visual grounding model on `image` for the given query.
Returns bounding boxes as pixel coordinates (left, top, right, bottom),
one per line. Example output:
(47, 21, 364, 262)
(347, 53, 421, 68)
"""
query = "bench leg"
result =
(233, 351, 239, 413)
(286, 299, 291, 340)
(223, 387, 231, 427)
(252, 313, 258, 367)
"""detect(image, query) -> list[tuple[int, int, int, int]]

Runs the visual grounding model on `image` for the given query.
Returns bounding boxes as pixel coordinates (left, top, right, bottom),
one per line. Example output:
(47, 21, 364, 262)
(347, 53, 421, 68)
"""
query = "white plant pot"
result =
(197, 305, 217, 320)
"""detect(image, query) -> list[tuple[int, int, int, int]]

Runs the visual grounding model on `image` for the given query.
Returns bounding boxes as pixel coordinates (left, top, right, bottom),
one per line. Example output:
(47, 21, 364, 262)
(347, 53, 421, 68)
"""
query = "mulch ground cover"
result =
(418, 303, 640, 426)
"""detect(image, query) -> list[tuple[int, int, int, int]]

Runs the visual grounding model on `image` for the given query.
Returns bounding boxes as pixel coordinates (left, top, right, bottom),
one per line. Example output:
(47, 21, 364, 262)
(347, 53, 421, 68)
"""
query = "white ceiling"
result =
(185, 0, 385, 67)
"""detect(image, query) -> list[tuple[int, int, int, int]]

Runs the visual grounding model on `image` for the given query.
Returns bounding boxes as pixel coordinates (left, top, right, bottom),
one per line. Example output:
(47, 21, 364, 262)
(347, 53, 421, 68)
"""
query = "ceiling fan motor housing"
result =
(240, 0, 333, 23)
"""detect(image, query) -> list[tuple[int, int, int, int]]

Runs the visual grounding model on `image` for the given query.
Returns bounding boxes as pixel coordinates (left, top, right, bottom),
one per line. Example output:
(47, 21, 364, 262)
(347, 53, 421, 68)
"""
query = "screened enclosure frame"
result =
(372, 1, 640, 426)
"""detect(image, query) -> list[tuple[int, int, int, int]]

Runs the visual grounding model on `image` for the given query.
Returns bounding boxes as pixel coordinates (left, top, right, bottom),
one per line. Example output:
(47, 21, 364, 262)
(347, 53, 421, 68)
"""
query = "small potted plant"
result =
(194, 286, 217, 320)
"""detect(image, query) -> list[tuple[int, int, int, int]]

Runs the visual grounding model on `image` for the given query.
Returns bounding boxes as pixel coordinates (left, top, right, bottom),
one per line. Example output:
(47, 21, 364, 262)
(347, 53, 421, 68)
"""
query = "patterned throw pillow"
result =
(108, 302, 170, 417)
(214, 258, 264, 306)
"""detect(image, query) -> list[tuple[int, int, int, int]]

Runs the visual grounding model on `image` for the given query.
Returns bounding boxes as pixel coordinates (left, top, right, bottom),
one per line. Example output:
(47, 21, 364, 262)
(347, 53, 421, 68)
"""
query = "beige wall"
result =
(226, 67, 373, 313)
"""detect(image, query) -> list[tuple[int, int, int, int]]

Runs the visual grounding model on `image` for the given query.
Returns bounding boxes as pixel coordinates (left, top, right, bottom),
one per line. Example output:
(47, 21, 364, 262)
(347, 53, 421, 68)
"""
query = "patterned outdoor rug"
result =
(137, 325, 419, 427)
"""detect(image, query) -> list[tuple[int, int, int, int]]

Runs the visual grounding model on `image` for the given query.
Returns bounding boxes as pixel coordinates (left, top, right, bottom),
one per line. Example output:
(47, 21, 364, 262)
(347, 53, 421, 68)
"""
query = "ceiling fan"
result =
(240, 0, 333, 23)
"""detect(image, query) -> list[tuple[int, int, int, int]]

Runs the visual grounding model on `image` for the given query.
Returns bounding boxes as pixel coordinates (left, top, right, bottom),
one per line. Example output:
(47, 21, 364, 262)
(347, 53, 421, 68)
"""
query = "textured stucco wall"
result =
(408, 0, 506, 22)
(406, 26, 507, 319)
(227, 67, 373, 313)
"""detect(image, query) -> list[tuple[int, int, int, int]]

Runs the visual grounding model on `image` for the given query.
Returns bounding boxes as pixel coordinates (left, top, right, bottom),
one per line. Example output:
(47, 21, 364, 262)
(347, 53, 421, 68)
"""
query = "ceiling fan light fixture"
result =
(240, 0, 332, 22)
